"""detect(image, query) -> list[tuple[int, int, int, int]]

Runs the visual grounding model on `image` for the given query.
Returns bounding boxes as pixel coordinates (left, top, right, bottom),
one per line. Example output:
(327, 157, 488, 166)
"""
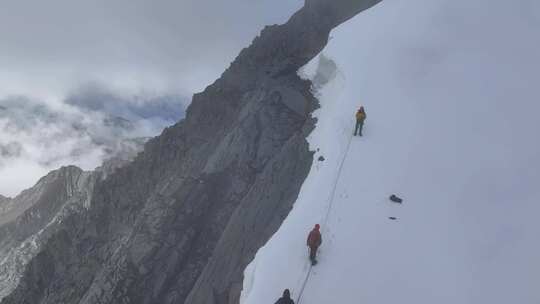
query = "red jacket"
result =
(307, 229, 322, 248)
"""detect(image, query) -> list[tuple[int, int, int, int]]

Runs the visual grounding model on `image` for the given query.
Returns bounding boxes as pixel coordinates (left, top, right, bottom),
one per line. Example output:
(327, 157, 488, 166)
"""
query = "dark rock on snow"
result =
(389, 194, 403, 203)
(1, 1, 382, 303)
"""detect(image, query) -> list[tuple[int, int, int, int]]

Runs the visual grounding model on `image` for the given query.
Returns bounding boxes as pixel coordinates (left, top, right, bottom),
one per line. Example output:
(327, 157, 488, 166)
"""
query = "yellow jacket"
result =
(356, 110, 366, 121)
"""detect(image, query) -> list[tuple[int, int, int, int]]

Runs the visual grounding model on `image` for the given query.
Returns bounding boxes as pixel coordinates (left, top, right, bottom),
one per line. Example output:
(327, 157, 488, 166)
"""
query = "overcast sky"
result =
(0, 0, 303, 100)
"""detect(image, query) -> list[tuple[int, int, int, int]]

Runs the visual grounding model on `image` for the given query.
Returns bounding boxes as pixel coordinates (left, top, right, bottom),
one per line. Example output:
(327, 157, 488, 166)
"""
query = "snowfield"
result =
(241, 0, 540, 303)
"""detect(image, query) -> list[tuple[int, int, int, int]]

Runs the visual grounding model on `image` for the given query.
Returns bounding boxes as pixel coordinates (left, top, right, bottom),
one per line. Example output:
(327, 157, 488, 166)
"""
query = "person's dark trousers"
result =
(354, 120, 364, 136)
(309, 246, 318, 262)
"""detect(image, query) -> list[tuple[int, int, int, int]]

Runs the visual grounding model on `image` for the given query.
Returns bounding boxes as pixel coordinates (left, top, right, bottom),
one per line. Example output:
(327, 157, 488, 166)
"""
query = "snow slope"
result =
(241, 0, 540, 303)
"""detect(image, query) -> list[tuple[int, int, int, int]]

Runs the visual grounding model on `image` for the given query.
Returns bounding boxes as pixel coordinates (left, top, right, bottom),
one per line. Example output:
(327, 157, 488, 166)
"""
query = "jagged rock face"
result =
(0, 166, 97, 300)
(0, 143, 143, 301)
(0, 166, 93, 228)
(305, 0, 382, 27)
(1, 1, 381, 304)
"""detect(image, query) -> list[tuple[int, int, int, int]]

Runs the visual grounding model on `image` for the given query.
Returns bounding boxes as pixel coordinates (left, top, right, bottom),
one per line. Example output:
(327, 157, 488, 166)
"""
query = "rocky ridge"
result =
(1, 1, 381, 303)
(0, 140, 144, 300)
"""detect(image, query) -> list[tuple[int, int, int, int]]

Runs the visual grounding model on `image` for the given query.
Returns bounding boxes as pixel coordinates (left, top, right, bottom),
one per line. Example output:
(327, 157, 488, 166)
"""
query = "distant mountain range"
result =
(0, 90, 186, 196)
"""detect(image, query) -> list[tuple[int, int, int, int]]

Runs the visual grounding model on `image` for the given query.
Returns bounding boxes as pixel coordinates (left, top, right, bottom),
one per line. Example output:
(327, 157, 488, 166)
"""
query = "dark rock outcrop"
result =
(1, 1, 381, 303)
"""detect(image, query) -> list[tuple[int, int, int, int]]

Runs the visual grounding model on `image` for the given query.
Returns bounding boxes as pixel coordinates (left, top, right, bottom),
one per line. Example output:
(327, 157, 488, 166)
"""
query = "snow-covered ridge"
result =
(241, 0, 540, 303)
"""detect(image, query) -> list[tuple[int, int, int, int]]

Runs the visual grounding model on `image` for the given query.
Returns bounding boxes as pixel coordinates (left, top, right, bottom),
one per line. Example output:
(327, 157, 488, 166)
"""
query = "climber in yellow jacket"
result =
(354, 106, 366, 136)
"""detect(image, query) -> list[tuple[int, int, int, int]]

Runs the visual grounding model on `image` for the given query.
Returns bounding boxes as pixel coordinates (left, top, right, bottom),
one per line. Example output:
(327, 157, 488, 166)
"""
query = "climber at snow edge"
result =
(354, 106, 366, 136)
(275, 289, 295, 304)
(307, 224, 322, 265)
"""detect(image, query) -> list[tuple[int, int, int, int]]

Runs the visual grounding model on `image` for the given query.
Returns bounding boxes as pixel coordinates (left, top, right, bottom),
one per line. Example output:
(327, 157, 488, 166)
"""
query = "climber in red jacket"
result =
(306, 224, 322, 265)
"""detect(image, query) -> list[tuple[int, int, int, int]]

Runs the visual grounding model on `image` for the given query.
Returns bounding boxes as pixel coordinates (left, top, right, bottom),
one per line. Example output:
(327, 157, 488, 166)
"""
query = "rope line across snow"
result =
(296, 133, 354, 304)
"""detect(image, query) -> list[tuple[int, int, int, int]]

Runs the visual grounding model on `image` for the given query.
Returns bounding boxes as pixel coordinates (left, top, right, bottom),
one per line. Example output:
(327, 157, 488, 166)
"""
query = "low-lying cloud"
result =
(0, 85, 186, 197)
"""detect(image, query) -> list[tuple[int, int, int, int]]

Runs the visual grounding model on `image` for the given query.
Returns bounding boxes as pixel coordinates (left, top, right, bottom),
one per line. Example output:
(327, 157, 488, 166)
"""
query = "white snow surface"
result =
(240, 1, 540, 303)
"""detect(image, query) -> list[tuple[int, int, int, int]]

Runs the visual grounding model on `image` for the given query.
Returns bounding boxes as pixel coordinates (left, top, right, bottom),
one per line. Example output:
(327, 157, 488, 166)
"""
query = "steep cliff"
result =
(1, 1, 381, 303)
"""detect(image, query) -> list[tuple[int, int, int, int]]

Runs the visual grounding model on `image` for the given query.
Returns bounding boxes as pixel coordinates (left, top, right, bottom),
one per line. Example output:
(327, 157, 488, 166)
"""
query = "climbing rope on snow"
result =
(322, 134, 354, 228)
(296, 133, 355, 304)
(296, 262, 314, 304)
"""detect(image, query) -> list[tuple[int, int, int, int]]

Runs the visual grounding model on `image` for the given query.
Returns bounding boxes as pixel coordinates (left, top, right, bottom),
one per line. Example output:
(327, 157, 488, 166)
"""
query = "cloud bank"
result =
(0, 87, 185, 197)
(0, 0, 303, 99)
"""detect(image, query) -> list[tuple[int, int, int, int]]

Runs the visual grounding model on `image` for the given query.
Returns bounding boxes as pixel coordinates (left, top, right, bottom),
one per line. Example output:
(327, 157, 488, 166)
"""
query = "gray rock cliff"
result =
(0, 141, 145, 301)
(0, 166, 97, 299)
(1, 1, 381, 303)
